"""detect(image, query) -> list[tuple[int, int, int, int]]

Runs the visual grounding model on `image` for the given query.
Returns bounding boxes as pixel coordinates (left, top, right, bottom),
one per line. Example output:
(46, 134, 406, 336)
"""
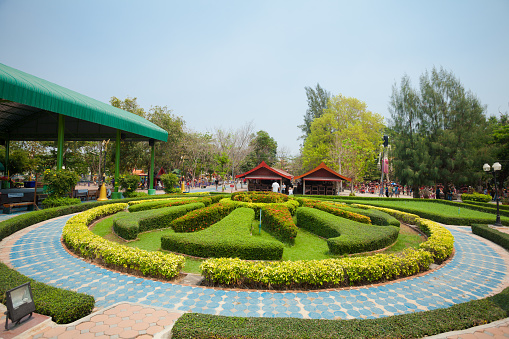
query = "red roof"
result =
(294, 162, 351, 182)
(236, 161, 293, 180)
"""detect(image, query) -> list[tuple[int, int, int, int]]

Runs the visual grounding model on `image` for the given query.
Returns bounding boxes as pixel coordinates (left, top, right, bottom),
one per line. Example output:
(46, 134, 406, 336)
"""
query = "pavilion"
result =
(294, 162, 351, 195)
(0, 63, 168, 198)
(236, 161, 293, 194)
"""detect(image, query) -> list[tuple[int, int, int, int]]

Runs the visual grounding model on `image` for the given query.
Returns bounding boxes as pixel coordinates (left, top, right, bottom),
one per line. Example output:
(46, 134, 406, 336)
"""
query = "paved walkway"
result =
(1, 214, 509, 338)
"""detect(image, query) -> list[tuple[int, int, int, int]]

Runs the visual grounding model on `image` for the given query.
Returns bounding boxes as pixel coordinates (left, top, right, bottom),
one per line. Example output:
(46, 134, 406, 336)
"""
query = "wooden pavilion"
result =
(294, 162, 351, 195)
(236, 161, 293, 193)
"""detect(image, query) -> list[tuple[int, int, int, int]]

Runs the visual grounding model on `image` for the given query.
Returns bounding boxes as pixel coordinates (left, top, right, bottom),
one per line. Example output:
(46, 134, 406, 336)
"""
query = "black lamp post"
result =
(483, 162, 502, 226)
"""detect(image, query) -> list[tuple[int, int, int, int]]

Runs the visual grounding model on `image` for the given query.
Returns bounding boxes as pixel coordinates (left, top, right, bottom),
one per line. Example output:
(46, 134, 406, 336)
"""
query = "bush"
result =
(339, 205, 400, 227)
(170, 203, 236, 232)
(62, 203, 185, 279)
(171, 286, 509, 339)
(300, 199, 371, 224)
(200, 248, 432, 289)
(118, 173, 140, 194)
(462, 192, 492, 203)
(43, 168, 80, 198)
(0, 262, 95, 324)
(471, 224, 509, 250)
(231, 191, 289, 203)
(42, 196, 81, 208)
(114, 202, 205, 240)
(296, 207, 399, 255)
(162, 208, 284, 260)
(221, 197, 300, 218)
(260, 204, 298, 243)
(160, 173, 180, 193)
(122, 191, 148, 198)
(128, 197, 211, 212)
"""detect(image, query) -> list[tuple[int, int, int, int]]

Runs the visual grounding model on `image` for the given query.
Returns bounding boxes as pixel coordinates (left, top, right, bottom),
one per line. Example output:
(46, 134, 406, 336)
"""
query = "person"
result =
(281, 183, 286, 194)
(288, 186, 293, 195)
(436, 186, 441, 199)
(272, 180, 280, 193)
(215, 177, 219, 191)
(385, 185, 389, 198)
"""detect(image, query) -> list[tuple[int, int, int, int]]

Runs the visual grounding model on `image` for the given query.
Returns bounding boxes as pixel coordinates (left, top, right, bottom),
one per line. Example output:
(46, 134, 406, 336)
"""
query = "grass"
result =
(342, 199, 509, 223)
(91, 213, 425, 273)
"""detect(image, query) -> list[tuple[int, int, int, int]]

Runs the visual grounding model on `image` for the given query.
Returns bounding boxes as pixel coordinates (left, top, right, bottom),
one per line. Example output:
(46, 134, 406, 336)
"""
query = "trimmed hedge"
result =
(0, 262, 95, 324)
(231, 191, 289, 203)
(113, 202, 205, 240)
(296, 207, 399, 255)
(200, 207, 452, 289)
(260, 204, 298, 243)
(0, 193, 220, 242)
(170, 203, 236, 232)
(62, 204, 185, 279)
(471, 224, 509, 249)
(461, 192, 492, 203)
(200, 248, 432, 289)
(338, 205, 400, 227)
(128, 197, 212, 212)
(171, 286, 509, 339)
(162, 208, 284, 260)
(300, 199, 371, 224)
(220, 197, 300, 217)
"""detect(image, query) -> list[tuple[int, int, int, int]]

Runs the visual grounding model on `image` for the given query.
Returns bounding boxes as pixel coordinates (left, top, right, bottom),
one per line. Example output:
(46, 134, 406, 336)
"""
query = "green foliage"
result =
(42, 197, 81, 208)
(471, 224, 509, 250)
(122, 191, 148, 198)
(389, 67, 489, 190)
(162, 208, 284, 260)
(231, 191, 289, 203)
(339, 205, 400, 226)
(296, 207, 399, 255)
(221, 197, 299, 218)
(240, 130, 278, 171)
(300, 198, 372, 224)
(113, 202, 205, 240)
(62, 204, 185, 279)
(171, 286, 509, 339)
(43, 168, 80, 197)
(260, 204, 298, 243)
(302, 94, 385, 180)
(170, 203, 236, 233)
(462, 192, 492, 203)
(0, 262, 94, 324)
(118, 173, 140, 193)
(128, 197, 211, 212)
(299, 83, 331, 140)
(159, 173, 180, 193)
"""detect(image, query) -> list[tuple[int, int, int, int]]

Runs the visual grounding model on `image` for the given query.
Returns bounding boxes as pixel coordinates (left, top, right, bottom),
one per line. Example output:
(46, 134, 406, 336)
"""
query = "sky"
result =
(1, 0, 508, 156)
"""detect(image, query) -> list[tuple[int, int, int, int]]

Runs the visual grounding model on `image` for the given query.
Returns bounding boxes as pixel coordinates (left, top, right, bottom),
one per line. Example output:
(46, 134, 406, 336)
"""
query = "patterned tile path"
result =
(1, 215, 509, 338)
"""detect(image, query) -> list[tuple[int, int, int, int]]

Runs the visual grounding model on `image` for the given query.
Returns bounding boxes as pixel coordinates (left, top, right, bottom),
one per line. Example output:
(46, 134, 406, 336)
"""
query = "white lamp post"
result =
(483, 162, 502, 226)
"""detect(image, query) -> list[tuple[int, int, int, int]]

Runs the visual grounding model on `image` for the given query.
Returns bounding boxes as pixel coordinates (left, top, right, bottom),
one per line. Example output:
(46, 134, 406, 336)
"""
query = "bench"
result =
(87, 189, 98, 201)
(73, 189, 89, 201)
(1, 192, 38, 214)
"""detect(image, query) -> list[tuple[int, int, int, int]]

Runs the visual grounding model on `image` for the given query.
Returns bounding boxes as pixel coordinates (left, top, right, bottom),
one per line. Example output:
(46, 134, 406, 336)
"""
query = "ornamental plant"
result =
(160, 173, 180, 194)
(118, 173, 140, 194)
(461, 192, 492, 203)
(43, 168, 80, 198)
(231, 191, 289, 203)
(260, 204, 298, 243)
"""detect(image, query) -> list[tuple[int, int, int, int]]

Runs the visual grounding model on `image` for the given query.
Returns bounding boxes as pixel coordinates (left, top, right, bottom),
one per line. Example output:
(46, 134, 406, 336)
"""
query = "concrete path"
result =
(1, 214, 509, 338)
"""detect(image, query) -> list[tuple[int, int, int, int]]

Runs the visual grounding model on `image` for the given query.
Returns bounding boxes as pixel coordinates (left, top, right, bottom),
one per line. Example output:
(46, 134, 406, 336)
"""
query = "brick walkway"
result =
(1, 214, 509, 338)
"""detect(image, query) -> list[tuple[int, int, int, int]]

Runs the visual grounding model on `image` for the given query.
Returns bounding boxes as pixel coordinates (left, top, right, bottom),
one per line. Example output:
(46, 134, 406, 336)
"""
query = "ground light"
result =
(483, 162, 502, 226)
(4, 282, 35, 330)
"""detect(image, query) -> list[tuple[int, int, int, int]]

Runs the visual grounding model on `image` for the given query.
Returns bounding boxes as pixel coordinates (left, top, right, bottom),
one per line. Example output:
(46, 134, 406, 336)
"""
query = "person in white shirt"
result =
(272, 181, 280, 193)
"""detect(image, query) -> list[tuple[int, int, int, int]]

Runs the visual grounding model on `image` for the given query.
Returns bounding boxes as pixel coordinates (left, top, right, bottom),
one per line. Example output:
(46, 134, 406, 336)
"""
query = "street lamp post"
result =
(483, 162, 502, 226)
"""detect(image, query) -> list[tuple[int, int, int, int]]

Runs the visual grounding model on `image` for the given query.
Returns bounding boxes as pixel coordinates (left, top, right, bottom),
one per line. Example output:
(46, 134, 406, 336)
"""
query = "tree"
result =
(298, 83, 331, 141)
(490, 112, 509, 186)
(389, 67, 490, 197)
(213, 122, 254, 183)
(302, 94, 385, 185)
(241, 130, 278, 172)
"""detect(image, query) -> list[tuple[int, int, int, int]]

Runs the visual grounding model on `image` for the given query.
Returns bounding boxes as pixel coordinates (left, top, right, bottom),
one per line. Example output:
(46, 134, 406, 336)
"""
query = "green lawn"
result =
(91, 213, 424, 274)
(341, 199, 509, 224)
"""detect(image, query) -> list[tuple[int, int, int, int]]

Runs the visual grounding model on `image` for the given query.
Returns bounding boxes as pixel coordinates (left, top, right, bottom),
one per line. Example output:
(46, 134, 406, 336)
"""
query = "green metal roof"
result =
(0, 63, 168, 142)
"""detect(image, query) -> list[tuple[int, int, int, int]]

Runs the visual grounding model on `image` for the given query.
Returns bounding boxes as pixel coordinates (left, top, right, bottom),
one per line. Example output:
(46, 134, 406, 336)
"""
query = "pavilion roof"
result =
(294, 162, 351, 182)
(235, 161, 293, 180)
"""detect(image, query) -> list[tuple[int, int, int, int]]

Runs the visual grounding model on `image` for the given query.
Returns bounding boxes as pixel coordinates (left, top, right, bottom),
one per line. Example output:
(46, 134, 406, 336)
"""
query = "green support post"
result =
(57, 114, 65, 169)
(148, 139, 156, 195)
(4, 139, 9, 188)
(111, 130, 123, 199)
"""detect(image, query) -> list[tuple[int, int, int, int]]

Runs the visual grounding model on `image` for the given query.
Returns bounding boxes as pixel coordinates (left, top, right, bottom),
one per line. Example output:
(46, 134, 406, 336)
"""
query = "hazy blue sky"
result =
(1, 1, 508, 155)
